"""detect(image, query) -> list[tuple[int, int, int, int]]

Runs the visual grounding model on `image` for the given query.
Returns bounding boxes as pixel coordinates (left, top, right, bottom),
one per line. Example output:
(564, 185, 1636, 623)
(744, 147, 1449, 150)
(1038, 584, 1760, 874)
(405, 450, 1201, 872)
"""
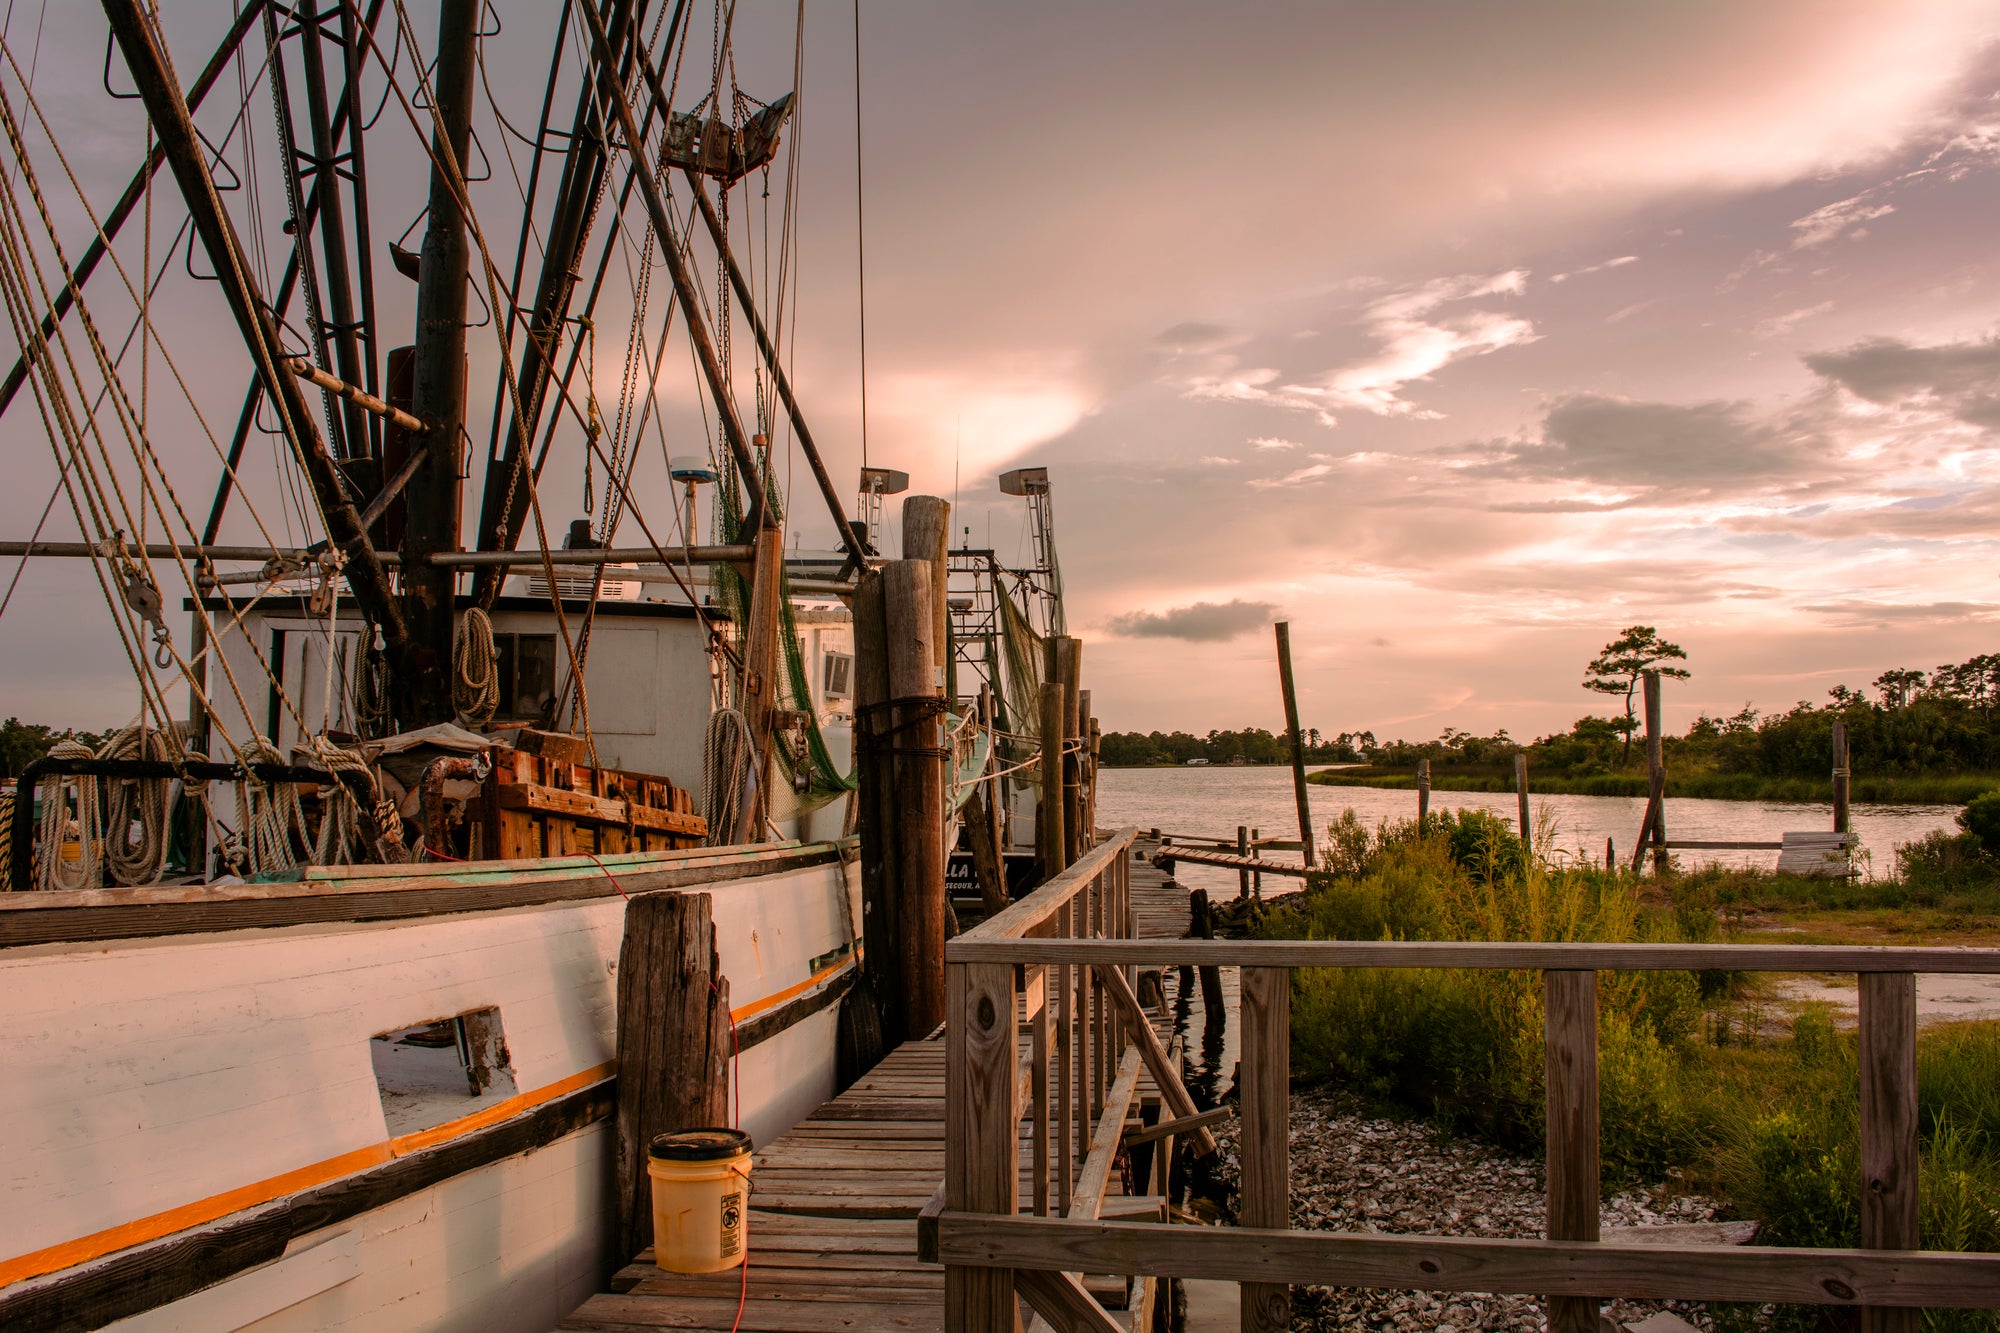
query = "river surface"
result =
(1096, 765, 1957, 893)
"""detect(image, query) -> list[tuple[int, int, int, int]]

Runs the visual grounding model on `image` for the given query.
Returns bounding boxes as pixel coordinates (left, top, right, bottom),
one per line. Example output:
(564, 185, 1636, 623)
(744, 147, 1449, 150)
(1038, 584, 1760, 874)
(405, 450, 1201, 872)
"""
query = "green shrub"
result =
(1272, 816, 1709, 1179)
(1959, 791, 2000, 854)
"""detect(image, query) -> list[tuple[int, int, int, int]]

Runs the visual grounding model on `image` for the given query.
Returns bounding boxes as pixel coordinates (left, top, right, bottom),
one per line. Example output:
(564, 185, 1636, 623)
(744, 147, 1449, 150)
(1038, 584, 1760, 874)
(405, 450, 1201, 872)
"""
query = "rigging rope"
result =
(700, 705, 752, 847)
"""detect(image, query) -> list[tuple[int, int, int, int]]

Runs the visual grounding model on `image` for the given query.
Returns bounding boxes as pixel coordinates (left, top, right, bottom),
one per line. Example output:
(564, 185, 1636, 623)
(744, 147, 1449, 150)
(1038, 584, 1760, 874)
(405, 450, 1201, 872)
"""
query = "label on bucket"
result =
(719, 1188, 742, 1259)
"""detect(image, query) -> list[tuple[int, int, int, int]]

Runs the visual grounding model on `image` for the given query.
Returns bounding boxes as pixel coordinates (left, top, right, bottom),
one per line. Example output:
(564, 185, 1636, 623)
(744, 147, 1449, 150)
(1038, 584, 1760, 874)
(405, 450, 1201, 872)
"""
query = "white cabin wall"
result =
(487, 610, 710, 789)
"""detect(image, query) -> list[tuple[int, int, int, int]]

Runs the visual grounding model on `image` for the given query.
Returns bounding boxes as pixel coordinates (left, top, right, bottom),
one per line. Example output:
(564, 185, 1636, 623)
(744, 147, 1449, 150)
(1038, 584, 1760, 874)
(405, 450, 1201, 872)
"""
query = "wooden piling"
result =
(851, 569, 899, 1044)
(885, 559, 946, 1042)
(1275, 622, 1317, 867)
(1038, 681, 1067, 880)
(1515, 753, 1530, 841)
(1644, 669, 1667, 876)
(1188, 887, 1224, 1025)
(1237, 825, 1252, 902)
(1251, 827, 1262, 899)
(1417, 758, 1431, 821)
(1544, 969, 1601, 1333)
(615, 891, 731, 1261)
(901, 495, 951, 696)
(1046, 637, 1084, 864)
(1833, 719, 1851, 836)
(1605, 836, 1615, 872)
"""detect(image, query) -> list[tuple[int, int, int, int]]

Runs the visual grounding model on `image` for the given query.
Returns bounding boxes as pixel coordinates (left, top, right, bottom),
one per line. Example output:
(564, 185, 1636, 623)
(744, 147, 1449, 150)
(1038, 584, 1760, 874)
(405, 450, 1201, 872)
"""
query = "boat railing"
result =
(940, 824, 2000, 1332)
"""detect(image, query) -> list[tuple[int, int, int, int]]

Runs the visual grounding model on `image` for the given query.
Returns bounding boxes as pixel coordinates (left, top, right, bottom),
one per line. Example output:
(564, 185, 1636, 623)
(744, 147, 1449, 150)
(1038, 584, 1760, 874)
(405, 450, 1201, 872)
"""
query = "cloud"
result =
(1154, 322, 1242, 352)
(1800, 599, 2000, 629)
(1195, 455, 1239, 466)
(1175, 270, 1538, 426)
(1250, 436, 1301, 451)
(1549, 255, 1640, 283)
(1754, 301, 1835, 339)
(1104, 599, 1277, 642)
(1306, 271, 1538, 420)
(1468, 393, 1814, 495)
(1789, 191, 1896, 248)
(1804, 335, 2000, 426)
(1249, 462, 1336, 489)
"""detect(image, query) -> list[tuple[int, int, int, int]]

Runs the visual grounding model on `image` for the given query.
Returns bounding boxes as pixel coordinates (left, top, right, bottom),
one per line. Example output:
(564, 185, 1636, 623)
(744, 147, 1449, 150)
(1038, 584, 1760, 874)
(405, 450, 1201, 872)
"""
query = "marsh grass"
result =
(1267, 810, 2000, 1331)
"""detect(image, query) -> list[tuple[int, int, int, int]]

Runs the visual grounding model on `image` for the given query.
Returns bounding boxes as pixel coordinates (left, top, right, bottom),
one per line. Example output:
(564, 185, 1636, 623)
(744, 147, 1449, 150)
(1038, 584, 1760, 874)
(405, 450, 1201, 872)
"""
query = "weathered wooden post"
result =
(1605, 836, 1615, 872)
(1251, 826, 1263, 899)
(1515, 753, 1531, 841)
(1240, 966, 1292, 1332)
(1859, 970, 1918, 1333)
(885, 558, 945, 1042)
(1275, 622, 1317, 867)
(1417, 758, 1431, 822)
(1237, 825, 1252, 902)
(1645, 669, 1667, 876)
(902, 495, 951, 695)
(1544, 968, 1601, 1333)
(615, 891, 731, 1261)
(1078, 688, 1094, 854)
(1047, 637, 1084, 864)
(944, 957, 1021, 1332)
(1188, 887, 1224, 1026)
(1038, 681, 1066, 880)
(1832, 718, 1851, 836)
(852, 568, 899, 1050)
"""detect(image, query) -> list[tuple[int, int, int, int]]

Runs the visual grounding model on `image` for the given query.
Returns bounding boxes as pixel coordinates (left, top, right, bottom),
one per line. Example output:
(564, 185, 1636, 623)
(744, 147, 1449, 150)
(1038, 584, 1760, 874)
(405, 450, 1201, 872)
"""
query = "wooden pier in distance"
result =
(559, 836, 1192, 1333)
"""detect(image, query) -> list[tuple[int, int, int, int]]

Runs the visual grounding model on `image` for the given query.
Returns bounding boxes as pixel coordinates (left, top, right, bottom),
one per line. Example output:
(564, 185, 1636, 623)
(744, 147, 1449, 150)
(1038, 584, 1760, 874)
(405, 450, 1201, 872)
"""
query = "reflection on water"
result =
(1098, 765, 1958, 895)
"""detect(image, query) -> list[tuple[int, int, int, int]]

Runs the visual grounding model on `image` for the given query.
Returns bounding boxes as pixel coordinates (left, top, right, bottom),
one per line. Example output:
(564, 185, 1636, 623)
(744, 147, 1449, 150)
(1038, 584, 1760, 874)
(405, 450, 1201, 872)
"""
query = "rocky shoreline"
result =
(1207, 1085, 1732, 1332)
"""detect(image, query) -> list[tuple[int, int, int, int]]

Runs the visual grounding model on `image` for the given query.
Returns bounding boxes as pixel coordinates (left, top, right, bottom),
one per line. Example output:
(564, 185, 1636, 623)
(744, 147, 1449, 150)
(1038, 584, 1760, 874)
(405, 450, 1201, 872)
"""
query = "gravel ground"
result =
(1207, 1085, 1727, 1332)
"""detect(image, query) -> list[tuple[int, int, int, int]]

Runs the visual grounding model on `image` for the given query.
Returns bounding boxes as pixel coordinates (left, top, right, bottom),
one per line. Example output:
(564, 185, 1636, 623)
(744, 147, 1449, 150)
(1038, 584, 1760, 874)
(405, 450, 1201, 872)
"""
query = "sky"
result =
(6, 1, 2000, 743)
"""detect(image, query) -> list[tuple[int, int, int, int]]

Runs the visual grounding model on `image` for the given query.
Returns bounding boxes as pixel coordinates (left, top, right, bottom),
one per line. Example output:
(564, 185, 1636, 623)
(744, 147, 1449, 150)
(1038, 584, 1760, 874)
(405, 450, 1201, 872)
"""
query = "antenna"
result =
(669, 455, 720, 546)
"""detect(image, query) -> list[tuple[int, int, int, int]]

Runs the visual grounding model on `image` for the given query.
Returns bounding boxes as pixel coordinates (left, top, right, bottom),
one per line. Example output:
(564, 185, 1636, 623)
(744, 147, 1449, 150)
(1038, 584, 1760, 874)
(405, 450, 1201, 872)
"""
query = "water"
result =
(1097, 765, 1958, 894)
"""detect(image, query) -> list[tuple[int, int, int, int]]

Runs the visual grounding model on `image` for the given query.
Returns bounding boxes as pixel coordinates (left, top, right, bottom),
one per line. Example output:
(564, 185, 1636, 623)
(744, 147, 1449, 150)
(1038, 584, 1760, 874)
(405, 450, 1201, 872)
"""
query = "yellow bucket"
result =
(647, 1128, 753, 1273)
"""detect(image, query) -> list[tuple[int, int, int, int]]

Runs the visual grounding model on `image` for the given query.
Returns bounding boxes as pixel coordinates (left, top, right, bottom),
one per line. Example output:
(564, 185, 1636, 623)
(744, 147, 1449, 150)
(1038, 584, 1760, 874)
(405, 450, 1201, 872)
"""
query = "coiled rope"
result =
(97, 723, 170, 886)
(453, 606, 499, 727)
(34, 739, 99, 891)
(234, 738, 302, 875)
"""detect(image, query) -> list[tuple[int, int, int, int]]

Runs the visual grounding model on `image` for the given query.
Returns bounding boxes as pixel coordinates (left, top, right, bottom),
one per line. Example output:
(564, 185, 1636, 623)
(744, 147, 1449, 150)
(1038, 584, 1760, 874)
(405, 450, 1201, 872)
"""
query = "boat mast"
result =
(400, 0, 481, 727)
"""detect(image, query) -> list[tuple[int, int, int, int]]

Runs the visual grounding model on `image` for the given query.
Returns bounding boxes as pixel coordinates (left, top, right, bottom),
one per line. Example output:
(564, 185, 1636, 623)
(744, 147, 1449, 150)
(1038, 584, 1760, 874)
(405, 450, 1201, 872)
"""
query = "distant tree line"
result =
(0, 717, 108, 778)
(1102, 652, 2000, 778)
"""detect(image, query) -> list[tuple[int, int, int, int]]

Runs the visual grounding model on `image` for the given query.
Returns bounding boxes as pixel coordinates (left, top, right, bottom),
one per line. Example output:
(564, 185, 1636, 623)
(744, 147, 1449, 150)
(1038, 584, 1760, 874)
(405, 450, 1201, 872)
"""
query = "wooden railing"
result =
(942, 826, 2000, 1333)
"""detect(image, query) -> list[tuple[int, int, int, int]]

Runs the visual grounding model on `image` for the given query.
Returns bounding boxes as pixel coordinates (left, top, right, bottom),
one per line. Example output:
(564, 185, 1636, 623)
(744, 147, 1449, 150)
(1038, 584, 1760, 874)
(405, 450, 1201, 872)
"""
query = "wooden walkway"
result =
(558, 836, 1187, 1333)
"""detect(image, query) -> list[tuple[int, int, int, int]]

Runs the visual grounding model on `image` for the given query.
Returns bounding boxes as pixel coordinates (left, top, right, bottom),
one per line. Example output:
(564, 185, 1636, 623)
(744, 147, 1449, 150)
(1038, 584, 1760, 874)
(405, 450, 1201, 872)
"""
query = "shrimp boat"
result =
(0, 4, 1072, 1330)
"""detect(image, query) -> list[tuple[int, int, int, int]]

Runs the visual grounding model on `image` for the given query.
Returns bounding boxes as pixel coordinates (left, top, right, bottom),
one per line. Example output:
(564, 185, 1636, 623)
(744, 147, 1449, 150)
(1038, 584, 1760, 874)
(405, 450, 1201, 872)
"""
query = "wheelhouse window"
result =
(494, 633, 558, 723)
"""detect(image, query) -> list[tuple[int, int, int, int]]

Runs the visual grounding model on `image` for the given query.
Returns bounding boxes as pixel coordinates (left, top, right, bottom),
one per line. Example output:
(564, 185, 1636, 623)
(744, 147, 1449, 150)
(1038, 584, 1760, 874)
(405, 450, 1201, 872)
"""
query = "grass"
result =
(1309, 766, 2000, 806)
(1263, 809, 2000, 1331)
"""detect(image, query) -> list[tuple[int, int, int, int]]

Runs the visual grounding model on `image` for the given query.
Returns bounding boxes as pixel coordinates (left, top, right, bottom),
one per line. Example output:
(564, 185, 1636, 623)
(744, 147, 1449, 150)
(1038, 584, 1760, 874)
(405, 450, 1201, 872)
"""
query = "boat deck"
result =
(557, 836, 1187, 1333)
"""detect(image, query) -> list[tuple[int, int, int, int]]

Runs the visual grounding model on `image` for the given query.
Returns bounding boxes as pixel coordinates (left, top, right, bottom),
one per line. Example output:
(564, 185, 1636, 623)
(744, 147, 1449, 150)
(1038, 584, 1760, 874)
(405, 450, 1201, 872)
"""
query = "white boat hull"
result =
(0, 843, 861, 1333)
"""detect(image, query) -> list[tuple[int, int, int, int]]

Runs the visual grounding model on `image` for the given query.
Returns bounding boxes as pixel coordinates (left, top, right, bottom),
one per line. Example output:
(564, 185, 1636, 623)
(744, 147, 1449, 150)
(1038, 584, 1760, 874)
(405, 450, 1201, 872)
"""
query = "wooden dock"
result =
(559, 837, 1188, 1333)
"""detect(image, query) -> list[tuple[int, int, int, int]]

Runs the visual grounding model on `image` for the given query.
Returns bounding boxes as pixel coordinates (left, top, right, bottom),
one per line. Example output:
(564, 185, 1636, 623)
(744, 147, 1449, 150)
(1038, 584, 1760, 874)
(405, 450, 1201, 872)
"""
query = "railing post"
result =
(1240, 966, 1291, 1332)
(1055, 899, 1073, 1215)
(1030, 963, 1049, 1217)
(1544, 969, 1601, 1333)
(946, 958, 1022, 1333)
(1860, 971, 1919, 1333)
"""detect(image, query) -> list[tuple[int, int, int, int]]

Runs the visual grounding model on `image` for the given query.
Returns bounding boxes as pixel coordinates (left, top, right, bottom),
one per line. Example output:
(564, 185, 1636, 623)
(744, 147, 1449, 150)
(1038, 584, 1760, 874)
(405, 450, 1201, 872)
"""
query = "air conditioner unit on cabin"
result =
(521, 563, 642, 602)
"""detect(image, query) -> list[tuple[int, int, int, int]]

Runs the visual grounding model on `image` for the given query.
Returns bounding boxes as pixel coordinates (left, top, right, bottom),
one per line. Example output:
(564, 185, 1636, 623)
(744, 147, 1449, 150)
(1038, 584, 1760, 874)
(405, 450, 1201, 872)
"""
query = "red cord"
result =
(589, 854, 748, 1329)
